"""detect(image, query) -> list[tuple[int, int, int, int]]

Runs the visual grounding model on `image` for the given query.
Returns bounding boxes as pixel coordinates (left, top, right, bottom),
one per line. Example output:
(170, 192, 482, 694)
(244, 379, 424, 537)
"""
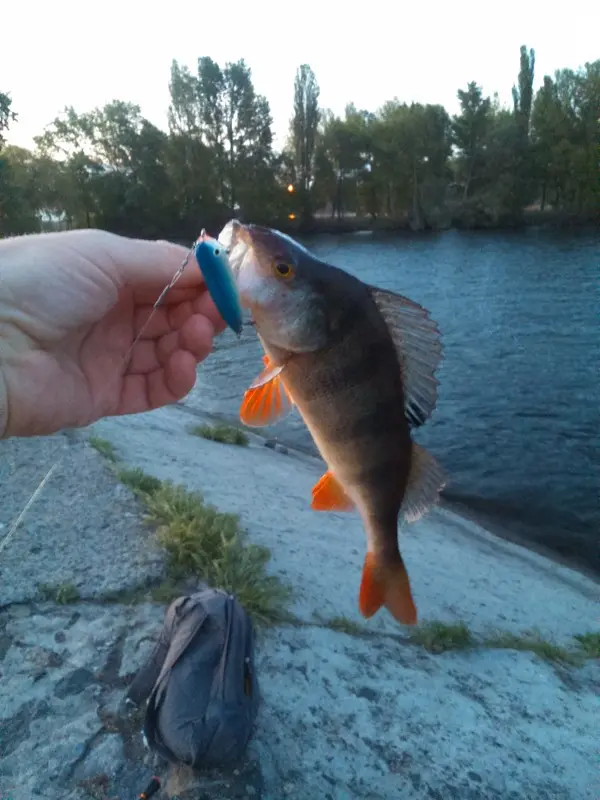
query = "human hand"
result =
(0, 228, 226, 438)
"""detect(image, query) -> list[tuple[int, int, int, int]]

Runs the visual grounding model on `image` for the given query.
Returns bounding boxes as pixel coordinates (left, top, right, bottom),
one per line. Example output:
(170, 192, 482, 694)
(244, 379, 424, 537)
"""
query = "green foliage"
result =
(409, 620, 473, 653)
(531, 61, 600, 213)
(88, 435, 118, 462)
(323, 615, 365, 636)
(189, 422, 249, 446)
(315, 615, 599, 668)
(573, 632, 600, 658)
(0, 145, 44, 235)
(115, 466, 163, 497)
(113, 466, 290, 625)
(484, 630, 582, 666)
(289, 64, 321, 221)
(38, 582, 80, 604)
(141, 480, 291, 625)
(452, 82, 492, 199)
(1, 47, 598, 239)
(0, 90, 17, 146)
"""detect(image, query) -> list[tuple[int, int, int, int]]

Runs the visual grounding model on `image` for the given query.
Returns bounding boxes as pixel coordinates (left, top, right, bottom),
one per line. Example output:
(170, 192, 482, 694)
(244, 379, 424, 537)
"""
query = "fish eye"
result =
(274, 262, 294, 279)
(214, 248, 220, 256)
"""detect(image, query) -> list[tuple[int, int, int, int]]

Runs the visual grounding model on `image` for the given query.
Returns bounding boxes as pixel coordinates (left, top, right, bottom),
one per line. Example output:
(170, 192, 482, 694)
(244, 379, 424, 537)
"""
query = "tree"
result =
(0, 145, 44, 235)
(194, 57, 275, 214)
(0, 91, 17, 147)
(34, 102, 175, 234)
(290, 64, 321, 222)
(511, 45, 536, 208)
(370, 100, 451, 227)
(167, 60, 222, 235)
(452, 82, 492, 198)
(1, 48, 596, 239)
(513, 45, 536, 138)
(314, 105, 374, 219)
(531, 60, 600, 213)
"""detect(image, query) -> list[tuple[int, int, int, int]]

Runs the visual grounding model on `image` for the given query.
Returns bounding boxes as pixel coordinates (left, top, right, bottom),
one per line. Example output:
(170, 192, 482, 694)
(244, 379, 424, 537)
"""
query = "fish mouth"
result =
(217, 220, 283, 277)
(217, 220, 254, 278)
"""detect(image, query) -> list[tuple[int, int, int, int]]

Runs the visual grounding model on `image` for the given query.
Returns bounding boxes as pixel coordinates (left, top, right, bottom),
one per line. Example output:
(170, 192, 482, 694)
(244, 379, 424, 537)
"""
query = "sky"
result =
(2, 0, 598, 153)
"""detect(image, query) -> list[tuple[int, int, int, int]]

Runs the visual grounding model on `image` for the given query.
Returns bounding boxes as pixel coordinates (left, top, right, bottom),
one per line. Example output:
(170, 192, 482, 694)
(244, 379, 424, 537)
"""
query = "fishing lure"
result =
(194, 231, 244, 336)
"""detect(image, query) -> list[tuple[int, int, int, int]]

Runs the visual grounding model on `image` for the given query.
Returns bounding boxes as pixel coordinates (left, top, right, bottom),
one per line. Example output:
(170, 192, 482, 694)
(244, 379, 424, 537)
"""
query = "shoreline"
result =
(157, 209, 600, 244)
(275, 211, 600, 237)
(1, 403, 599, 800)
(175, 402, 600, 585)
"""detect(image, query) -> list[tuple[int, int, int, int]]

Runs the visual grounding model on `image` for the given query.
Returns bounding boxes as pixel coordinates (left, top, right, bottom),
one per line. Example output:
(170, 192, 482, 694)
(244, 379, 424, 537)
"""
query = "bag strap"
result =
(126, 595, 194, 707)
(141, 600, 212, 760)
(150, 602, 210, 706)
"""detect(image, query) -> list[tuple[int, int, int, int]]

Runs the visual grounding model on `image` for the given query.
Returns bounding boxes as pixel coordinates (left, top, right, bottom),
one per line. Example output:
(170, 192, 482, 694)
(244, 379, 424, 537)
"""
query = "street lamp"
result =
(287, 184, 294, 193)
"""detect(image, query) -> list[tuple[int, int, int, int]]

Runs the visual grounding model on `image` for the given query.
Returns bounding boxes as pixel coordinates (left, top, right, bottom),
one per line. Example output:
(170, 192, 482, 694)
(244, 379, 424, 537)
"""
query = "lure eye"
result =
(274, 262, 294, 279)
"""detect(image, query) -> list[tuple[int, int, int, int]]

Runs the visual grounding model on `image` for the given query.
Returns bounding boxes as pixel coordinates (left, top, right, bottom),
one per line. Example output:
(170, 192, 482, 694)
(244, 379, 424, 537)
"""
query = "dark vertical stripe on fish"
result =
(323, 397, 405, 444)
(360, 457, 412, 510)
(311, 339, 397, 399)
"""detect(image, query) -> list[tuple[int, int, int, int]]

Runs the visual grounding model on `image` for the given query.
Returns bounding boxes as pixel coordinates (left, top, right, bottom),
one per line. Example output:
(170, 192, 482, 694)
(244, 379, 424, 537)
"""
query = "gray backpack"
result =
(126, 587, 260, 769)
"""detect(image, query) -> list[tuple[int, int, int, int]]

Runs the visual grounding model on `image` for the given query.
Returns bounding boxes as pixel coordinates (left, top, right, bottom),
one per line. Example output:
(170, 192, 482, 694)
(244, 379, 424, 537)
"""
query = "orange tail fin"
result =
(358, 551, 417, 625)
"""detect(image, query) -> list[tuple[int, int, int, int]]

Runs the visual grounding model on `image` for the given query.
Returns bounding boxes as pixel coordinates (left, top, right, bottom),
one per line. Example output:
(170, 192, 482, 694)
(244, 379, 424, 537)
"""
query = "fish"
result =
(218, 220, 446, 626)
(194, 231, 244, 336)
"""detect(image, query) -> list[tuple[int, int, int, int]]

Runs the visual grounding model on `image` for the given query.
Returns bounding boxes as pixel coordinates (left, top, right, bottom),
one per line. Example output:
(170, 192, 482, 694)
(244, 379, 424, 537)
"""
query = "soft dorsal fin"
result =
(368, 286, 443, 428)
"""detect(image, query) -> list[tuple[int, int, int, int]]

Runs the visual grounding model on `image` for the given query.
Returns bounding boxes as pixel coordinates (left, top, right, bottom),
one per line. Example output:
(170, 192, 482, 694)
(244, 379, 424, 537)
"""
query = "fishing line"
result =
(0, 461, 60, 555)
(1, 230, 215, 558)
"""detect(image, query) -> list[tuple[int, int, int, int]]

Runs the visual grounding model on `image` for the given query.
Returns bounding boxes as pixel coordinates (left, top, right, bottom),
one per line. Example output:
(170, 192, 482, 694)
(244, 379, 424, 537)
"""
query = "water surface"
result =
(185, 227, 600, 575)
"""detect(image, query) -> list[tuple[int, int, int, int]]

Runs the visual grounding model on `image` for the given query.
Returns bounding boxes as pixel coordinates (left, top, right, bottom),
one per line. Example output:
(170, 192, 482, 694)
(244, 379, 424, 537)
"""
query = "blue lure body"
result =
(194, 237, 244, 336)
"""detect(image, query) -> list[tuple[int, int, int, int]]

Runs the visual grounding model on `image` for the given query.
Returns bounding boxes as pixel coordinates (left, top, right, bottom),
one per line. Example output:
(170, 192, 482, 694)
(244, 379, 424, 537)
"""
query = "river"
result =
(183, 227, 600, 576)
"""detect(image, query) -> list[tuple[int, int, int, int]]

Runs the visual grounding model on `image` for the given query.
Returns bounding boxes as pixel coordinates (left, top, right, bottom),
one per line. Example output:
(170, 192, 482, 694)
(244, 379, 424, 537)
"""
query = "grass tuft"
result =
(324, 615, 365, 636)
(115, 466, 162, 498)
(573, 632, 600, 659)
(38, 582, 80, 604)
(115, 471, 289, 625)
(409, 620, 473, 654)
(484, 630, 581, 666)
(189, 422, 249, 447)
(89, 436, 118, 463)
(100, 577, 183, 606)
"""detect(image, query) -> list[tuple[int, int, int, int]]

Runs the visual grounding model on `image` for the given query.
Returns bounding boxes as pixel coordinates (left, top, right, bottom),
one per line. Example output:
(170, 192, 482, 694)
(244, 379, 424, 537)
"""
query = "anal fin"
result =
(239, 355, 295, 428)
(401, 442, 446, 523)
(311, 470, 355, 512)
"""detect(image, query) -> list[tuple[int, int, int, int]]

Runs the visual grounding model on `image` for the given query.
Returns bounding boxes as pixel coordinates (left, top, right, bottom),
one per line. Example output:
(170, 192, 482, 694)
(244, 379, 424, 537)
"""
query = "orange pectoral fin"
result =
(358, 552, 417, 625)
(311, 470, 355, 512)
(239, 360, 295, 428)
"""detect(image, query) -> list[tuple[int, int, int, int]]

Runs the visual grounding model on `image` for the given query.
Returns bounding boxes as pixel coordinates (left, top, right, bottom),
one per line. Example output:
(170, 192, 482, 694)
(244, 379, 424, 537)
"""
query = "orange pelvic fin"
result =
(311, 470, 355, 512)
(358, 551, 417, 625)
(239, 355, 294, 428)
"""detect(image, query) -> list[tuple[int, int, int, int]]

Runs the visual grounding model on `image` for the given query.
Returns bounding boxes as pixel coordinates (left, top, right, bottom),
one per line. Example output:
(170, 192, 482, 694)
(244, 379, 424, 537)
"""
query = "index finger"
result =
(104, 233, 206, 292)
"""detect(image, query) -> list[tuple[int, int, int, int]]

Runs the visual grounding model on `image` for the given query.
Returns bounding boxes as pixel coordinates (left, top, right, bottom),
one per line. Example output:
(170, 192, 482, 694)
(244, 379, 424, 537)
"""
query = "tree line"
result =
(1, 46, 598, 239)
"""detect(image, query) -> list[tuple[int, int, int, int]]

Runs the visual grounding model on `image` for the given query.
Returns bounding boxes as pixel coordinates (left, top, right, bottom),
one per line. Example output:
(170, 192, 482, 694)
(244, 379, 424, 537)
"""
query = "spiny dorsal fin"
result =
(400, 443, 446, 523)
(369, 286, 443, 428)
